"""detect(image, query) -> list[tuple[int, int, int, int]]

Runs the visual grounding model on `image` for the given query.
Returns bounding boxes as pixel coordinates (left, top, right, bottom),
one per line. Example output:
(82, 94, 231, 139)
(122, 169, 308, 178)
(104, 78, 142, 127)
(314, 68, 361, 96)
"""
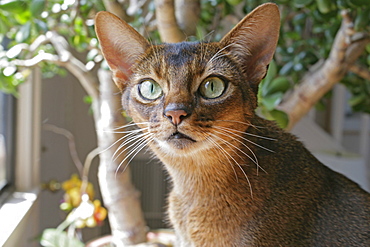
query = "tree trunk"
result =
(96, 69, 147, 245)
(175, 0, 200, 36)
(155, 0, 186, 42)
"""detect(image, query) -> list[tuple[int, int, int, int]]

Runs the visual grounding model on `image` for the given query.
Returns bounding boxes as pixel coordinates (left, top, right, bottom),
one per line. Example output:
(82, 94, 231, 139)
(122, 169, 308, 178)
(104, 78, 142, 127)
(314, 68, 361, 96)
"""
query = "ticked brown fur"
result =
(95, 4, 370, 246)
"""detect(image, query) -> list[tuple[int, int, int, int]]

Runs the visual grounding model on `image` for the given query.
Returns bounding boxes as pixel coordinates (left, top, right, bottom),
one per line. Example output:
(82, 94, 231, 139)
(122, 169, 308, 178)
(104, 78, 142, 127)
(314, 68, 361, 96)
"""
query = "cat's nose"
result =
(165, 109, 189, 126)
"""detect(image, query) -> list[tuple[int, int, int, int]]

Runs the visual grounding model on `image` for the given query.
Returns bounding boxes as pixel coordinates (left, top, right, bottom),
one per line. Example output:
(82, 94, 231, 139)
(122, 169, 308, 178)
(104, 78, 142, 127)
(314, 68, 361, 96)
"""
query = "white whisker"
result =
(212, 129, 267, 176)
(217, 125, 276, 141)
(112, 131, 151, 162)
(115, 134, 154, 176)
(99, 127, 149, 155)
(214, 126, 275, 154)
(214, 119, 266, 129)
(206, 135, 239, 183)
(209, 133, 253, 197)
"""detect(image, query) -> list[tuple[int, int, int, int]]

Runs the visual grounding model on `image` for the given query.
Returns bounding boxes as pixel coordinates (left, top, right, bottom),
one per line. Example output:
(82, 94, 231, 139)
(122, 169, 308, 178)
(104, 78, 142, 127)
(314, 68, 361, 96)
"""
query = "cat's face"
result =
(122, 42, 255, 155)
(95, 3, 280, 157)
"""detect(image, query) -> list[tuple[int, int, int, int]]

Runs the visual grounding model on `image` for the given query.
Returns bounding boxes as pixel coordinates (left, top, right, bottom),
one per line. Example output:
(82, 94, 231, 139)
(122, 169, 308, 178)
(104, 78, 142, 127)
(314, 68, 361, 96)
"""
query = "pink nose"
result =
(165, 109, 188, 126)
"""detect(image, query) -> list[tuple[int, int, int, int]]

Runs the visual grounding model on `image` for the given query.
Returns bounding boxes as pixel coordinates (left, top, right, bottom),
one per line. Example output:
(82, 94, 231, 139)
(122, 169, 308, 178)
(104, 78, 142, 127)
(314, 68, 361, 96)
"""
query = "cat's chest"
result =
(168, 190, 249, 246)
(167, 172, 261, 246)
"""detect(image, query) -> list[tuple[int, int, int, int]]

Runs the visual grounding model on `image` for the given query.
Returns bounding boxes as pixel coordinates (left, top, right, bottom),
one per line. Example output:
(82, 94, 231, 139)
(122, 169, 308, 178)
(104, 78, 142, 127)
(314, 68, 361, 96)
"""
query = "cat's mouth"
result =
(168, 131, 196, 142)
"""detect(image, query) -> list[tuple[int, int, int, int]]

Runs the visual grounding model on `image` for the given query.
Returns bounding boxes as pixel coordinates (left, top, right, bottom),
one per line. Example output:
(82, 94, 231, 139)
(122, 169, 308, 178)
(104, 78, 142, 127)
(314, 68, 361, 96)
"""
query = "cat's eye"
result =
(199, 77, 226, 99)
(138, 79, 163, 100)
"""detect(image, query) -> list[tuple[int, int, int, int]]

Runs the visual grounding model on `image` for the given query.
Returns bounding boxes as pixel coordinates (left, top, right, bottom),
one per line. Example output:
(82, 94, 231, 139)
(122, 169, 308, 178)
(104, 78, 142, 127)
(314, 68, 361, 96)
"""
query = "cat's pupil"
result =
(139, 79, 162, 100)
(199, 77, 225, 99)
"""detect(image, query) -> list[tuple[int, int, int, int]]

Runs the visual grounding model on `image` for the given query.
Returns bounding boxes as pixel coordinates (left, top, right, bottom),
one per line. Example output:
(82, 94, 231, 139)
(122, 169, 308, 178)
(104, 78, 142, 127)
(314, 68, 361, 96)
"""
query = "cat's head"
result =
(95, 4, 280, 157)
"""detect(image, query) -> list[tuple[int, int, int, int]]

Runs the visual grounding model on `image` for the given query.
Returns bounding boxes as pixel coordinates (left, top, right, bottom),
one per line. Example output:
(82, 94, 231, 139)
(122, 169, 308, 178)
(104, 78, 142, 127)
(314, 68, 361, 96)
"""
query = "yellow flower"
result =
(61, 174, 95, 210)
(62, 174, 81, 191)
(93, 200, 107, 224)
(59, 175, 107, 229)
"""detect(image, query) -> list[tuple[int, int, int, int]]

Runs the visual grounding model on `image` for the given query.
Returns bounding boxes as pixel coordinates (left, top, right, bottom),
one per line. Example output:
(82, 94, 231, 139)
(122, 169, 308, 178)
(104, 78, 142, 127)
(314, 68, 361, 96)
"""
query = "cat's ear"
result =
(95, 11, 150, 90)
(220, 3, 280, 92)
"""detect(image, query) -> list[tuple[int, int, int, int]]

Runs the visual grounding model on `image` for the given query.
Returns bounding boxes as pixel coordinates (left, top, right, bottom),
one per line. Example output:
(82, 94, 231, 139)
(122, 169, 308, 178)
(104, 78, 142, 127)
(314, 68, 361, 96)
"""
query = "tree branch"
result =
(155, 0, 186, 43)
(9, 32, 100, 102)
(43, 124, 84, 176)
(349, 64, 370, 81)
(11, 52, 62, 67)
(277, 10, 370, 130)
(102, 0, 134, 22)
(47, 31, 100, 101)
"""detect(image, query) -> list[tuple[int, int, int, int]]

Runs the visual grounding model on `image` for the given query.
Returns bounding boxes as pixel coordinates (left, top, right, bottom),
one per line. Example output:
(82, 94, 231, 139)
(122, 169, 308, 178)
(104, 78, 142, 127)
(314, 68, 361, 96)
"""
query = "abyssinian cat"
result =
(95, 3, 370, 246)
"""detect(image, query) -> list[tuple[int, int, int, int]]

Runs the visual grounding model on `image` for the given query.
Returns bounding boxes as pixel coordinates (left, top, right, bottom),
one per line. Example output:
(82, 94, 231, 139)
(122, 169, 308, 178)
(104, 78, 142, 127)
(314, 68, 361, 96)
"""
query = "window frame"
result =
(0, 92, 16, 197)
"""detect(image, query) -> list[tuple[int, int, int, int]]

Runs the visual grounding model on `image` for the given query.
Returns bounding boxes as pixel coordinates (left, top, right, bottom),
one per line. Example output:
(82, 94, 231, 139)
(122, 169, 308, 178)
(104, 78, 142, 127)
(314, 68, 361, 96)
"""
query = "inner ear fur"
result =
(220, 3, 280, 92)
(95, 11, 150, 90)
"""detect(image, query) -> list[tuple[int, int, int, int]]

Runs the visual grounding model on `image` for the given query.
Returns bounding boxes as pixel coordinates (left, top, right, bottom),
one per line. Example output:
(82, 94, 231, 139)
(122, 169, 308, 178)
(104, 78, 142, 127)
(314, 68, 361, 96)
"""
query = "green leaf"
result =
(279, 61, 294, 76)
(265, 60, 277, 83)
(347, 0, 368, 7)
(260, 60, 277, 96)
(261, 92, 283, 111)
(30, 0, 45, 16)
(349, 93, 366, 107)
(354, 8, 370, 31)
(83, 95, 93, 104)
(316, 0, 333, 13)
(35, 19, 48, 32)
(15, 21, 31, 42)
(265, 77, 291, 95)
(40, 229, 85, 247)
(14, 10, 32, 24)
(270, 109, 289, 129)
(0, 0, 28, 14)
(336, 0, 349, 8)
(226, 0, 242, 6)
(293, 0, 313, 8)
(366, 44, 370, 54)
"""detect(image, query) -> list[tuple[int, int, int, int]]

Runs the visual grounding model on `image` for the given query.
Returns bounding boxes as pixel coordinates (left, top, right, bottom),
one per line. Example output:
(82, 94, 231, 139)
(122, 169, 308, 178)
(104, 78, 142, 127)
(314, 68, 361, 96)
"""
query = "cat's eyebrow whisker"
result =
(214, 126, 275, 154)
(151, 45, 161, 68)
(207, 43, 234, 66)
(198, 29, 215, 43)
(115, 134, 154, 177)
(209, 133, 253, 197)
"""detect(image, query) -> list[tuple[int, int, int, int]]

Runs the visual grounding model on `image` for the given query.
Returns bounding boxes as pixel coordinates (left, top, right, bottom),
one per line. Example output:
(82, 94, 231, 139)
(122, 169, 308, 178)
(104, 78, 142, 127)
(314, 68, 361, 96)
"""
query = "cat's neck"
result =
(150, 139, 260, 197)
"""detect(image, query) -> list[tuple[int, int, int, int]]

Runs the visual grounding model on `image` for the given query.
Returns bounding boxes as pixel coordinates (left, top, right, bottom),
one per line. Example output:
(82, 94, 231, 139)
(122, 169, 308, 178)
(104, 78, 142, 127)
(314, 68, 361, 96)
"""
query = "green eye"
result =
(139, 79, 163, 100)
(199, 77, 226, 99)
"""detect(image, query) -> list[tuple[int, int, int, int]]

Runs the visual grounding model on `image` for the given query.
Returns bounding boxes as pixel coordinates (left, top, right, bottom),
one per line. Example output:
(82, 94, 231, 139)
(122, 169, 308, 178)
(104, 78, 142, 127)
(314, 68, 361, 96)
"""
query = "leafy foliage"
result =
(0, 0, 105, 94)
(40, 229, 84, 247)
